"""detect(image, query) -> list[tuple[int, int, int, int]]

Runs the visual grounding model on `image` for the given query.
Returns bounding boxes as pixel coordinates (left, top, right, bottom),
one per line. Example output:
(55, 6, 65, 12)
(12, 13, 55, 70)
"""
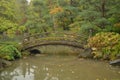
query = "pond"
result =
(0, 55, 120, 80)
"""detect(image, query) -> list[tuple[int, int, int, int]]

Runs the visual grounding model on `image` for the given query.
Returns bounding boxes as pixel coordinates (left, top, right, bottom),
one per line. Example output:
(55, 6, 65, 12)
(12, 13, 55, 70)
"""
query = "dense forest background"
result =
(0, 0, 120, 60)
(0, 0, 120, 36)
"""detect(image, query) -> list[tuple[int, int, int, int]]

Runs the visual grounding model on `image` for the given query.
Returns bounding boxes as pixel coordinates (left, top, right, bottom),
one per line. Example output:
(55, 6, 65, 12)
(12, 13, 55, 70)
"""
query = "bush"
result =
(87, 32, 120, 60)
(0, 45, 21, 60)
(0, 41, 22, 50)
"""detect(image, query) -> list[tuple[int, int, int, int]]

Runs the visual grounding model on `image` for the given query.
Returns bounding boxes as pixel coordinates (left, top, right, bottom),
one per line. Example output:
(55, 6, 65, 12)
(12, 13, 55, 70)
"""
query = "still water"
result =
(0, 55, 120, 80)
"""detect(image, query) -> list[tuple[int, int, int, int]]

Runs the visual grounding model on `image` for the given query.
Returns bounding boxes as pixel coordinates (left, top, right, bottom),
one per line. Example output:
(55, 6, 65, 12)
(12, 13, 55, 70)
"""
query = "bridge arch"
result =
(21, 40, 84, 51)
(21, 32, 86, 51)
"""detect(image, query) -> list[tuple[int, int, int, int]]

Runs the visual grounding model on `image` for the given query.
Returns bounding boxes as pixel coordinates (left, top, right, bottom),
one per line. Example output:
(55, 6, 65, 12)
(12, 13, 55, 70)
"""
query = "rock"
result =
(109, 59, 120, 66)
(0, 59, 3, 69)
(116, 54, 120, 59)
(0, 58, 12, 69)
(78, 48, 93, 58)
(2, 59, 12, 67)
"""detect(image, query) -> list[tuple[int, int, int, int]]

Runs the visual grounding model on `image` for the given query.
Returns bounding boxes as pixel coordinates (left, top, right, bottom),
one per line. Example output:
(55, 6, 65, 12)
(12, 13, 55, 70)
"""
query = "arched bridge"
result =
(21, 32, 87, 51)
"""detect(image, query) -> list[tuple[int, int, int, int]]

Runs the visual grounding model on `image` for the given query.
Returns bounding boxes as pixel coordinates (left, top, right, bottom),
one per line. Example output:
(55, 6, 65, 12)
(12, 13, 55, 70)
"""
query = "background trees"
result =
(0, 0, 120, 37)
(78, 0, 120, 33)
(0, 0, 28, 38)
(26, 0, 120, 34)
(25, 0, 53, 33)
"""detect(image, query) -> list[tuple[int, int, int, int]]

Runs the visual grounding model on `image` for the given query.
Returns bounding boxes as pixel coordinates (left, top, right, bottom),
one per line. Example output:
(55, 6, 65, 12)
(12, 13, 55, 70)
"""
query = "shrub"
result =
(0, 45, 21, 60)
(0, 41, 22, 50)
(87, 32, 120, 60)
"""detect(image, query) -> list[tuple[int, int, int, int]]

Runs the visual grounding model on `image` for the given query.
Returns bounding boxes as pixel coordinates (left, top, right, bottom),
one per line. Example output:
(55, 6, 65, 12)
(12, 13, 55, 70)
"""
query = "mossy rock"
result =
(0, 58, 12, 71)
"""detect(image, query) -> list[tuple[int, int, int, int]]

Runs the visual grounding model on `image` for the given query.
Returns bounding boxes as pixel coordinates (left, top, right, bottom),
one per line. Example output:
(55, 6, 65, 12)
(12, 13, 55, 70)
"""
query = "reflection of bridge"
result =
(22, 32, 87, 51)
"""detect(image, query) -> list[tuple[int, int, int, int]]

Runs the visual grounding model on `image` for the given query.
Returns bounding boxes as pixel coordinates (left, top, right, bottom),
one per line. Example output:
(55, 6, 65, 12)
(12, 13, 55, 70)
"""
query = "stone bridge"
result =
(21, 32, 87, 51)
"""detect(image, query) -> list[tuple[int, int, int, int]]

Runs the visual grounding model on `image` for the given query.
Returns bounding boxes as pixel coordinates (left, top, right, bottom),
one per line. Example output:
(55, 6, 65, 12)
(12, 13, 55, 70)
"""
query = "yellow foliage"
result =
(50, 6, 63, 15)
(114, 23, 120, 28)
(87, 32, 120, 60)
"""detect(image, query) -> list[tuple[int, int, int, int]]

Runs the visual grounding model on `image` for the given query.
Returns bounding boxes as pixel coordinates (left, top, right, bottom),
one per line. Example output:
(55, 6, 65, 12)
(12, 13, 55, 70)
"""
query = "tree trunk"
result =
(70, 0, 74, 23)
(101, 0, 106, 28)
(53, 16, 57, 32)
(101, 0, 105, 17)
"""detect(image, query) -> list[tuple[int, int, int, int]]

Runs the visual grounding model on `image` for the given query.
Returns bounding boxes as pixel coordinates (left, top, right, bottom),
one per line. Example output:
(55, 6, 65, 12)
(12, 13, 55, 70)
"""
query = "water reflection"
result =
(0, 61, 35, 80)
(0, 56, 120, 80)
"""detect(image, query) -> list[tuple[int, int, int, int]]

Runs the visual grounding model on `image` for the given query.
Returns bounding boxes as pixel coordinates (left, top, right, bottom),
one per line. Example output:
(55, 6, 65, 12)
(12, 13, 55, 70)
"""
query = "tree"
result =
(26, 0, 52, 33)
(15, 0, 28, 25)
(49, 0, 79, 31)
(78, 0, 120, 29)
(0, 0, 27, 38)
(0, 0, 17, 34)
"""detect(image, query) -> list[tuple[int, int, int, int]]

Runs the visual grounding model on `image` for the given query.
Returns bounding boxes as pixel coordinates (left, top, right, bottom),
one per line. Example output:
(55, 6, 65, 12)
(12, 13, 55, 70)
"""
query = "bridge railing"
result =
(22, 31, 88, 45)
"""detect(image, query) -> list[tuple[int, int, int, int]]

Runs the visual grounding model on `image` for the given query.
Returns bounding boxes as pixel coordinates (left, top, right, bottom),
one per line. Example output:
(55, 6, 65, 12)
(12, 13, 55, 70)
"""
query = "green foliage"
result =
(112, 23, 120, 33)
(18, 26, 26, 33)
(79, 22, 101, 36)
(0, 0, 27, 38)
(0, 0, 16, 21)
(78, 0, 120, 32)
(25, 0, 51, 33)
(0, 41, 22, 50)
(87, 32, 120, 60)
(0, 17, 17, 33)
(24, 0, 120, 34)
(0, 45, 21, 60)
(14, 0, 28, 23)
